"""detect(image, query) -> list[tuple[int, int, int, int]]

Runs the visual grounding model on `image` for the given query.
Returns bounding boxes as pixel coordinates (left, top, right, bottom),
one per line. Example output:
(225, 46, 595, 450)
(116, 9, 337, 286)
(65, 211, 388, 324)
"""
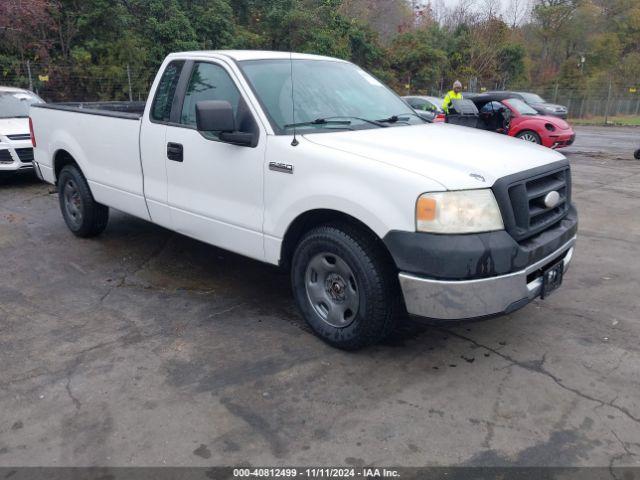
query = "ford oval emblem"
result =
(544, 191, 561, 208)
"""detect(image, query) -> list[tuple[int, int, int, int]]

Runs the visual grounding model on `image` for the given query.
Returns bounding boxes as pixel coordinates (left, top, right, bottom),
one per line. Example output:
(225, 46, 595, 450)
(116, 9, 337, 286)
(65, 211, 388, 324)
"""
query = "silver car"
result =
(402, 95, 446, 122)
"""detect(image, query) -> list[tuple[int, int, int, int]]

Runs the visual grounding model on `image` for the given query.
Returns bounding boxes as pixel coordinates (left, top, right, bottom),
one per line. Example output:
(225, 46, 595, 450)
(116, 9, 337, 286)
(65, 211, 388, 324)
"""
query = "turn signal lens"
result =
(417, 196, 437, 222)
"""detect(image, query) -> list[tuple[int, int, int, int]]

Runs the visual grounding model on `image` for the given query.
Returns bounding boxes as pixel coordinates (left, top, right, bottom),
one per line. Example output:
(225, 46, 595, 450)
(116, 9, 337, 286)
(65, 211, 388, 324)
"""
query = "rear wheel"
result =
(291, 224, 400, 350)
(516, 130, 542, 144)
(58, 165, 109, 237)
(635, 149, 640, 160)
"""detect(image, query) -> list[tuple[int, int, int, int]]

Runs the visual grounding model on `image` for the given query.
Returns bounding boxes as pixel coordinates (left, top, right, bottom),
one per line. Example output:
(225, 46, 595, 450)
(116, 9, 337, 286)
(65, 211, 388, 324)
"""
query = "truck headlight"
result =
(416, 190, 504, 234)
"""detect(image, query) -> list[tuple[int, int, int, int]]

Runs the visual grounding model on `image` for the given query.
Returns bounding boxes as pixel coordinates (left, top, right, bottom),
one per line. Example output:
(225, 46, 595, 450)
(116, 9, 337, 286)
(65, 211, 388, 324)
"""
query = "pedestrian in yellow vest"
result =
(442, 80, 463, 114)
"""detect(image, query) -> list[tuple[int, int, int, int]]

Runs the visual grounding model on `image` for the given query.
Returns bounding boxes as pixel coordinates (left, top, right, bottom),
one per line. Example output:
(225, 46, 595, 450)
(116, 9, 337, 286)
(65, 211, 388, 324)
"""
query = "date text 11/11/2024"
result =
(232, 467, 401, 477)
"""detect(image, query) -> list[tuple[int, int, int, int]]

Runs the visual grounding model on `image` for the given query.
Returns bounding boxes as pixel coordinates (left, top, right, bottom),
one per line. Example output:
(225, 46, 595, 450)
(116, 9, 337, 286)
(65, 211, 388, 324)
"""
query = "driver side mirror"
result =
(195, 100, 256, 147)
(196, 100, 235, 132)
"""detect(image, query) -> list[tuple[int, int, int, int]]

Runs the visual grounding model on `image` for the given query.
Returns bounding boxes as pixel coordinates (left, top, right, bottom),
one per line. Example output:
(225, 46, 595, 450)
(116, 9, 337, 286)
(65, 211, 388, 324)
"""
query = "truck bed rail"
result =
(32, 101, 145, 120)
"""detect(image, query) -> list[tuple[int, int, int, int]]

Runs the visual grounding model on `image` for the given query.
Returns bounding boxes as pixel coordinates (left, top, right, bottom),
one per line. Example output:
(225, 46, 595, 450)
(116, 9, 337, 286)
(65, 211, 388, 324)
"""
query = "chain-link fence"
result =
(463, 78, 640, 124)
(2, 61, 639, 124)
(1, 62, 156, 103)
(529, 81, 640, 122)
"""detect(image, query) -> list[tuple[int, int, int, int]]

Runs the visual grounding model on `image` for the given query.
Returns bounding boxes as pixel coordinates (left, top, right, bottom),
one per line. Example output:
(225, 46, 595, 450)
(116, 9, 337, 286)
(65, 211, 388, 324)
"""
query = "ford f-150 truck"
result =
(30, 51, 578, 349)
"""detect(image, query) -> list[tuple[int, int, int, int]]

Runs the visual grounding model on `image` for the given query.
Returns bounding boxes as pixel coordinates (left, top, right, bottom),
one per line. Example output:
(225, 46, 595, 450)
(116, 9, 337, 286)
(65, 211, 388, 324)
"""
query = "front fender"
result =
(268, 175, 410, 240)
(262, 136, 444, 264)
(510, 117, 545, 138)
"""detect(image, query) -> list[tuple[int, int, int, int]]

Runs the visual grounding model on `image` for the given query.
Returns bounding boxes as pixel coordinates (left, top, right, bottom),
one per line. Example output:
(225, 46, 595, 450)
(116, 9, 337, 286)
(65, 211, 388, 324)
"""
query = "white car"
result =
(0, 87, 44, 173)
(30, 51, 577, 349)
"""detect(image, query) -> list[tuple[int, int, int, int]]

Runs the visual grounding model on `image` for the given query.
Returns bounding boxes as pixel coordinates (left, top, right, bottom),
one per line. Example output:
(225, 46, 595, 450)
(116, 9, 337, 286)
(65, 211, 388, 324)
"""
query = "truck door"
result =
(140, 59, 185, 229)
(164, 60, 266, 261)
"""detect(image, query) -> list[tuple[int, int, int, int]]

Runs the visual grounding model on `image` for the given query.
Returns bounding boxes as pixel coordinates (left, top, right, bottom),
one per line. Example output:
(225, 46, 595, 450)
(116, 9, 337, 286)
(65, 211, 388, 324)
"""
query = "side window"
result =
(151, 61, 184, 122)
(423, 101, 437, 112)
(407, 98, 423, 109)
(480, 102, 497, 114)
(180, 62, 241, 138)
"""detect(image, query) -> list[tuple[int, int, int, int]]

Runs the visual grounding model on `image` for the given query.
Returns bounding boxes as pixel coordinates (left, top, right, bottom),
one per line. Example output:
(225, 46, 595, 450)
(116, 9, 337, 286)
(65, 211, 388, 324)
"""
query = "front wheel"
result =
(291, 224, 400, 350)
(58, 165, 109, 237)
(516, 130, 542, 144)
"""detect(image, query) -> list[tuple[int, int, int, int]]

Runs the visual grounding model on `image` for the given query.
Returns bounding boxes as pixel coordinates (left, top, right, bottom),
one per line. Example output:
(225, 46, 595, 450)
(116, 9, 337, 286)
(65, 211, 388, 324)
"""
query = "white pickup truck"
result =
(30, 51, 578, 349)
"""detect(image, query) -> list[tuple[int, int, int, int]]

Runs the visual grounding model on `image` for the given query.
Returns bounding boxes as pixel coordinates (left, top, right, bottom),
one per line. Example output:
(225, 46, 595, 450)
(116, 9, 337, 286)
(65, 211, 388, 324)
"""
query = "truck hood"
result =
(0, 117, 29, 137)
(304, 123, 566, 190)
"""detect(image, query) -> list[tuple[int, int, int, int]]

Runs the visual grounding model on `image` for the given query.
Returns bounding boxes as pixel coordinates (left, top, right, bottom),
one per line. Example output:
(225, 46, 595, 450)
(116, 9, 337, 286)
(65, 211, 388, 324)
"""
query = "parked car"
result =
(30, 51, 577, 349)
(0, 87, 44, 174)
(488, 91, 568, 119)
(403, 95, 446, 122)
(468, 92, 576, 149)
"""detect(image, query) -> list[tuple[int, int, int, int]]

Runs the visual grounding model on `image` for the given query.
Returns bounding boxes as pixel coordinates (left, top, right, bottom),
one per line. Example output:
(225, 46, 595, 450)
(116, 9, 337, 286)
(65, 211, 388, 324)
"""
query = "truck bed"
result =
(30, 101, 150, 221)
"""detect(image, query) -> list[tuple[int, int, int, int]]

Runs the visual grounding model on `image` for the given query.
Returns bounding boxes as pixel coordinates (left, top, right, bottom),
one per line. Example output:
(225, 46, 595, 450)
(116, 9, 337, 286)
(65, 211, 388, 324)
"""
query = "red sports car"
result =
(471, 93, 576, 149)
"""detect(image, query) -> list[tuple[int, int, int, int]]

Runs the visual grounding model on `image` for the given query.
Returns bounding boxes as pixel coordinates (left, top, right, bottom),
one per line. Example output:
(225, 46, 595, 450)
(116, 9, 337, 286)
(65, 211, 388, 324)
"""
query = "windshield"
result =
(519, 92, 545, 104)
(0, 91, 44, 118)
(239, 59, 423, 133)
(507, 98, 539, 115)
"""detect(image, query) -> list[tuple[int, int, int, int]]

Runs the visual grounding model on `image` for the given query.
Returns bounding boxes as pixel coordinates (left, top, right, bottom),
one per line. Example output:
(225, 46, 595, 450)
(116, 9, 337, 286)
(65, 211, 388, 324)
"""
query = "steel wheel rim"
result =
(63, 179, 83, 227)
(305, 252, 359, 328)
(520, 133, 538, 143)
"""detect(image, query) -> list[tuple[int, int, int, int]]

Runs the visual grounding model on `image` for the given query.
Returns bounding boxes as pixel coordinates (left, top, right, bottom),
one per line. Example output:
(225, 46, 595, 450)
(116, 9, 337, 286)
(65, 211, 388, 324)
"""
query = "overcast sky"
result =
(417, 0, 530, 24)
(420, 0, 515, 14)
(430, 0, 508, 7)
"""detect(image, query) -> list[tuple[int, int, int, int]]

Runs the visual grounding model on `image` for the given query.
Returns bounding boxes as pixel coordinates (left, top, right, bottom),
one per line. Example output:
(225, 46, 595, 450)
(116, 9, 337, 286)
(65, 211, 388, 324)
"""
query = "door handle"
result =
(167, 142, 183, 162)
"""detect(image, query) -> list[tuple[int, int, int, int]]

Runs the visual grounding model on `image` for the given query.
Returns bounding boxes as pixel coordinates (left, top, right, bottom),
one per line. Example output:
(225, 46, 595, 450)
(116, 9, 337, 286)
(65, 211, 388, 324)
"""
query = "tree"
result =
(339, 0, 412, 42)
(180, 0, 235, 50)
(0, 0, 54, 62)
(530, 0, 581, 67)
(1, 0, 637, 104)
(388, 25, 448, 93)
(505, 0, 530, 28)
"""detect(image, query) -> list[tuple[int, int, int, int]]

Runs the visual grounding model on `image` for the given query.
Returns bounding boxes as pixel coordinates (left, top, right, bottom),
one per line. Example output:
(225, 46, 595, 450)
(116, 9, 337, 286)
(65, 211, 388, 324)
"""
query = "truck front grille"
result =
(16, 148, 34, 163)
(492, 162, 572, 242)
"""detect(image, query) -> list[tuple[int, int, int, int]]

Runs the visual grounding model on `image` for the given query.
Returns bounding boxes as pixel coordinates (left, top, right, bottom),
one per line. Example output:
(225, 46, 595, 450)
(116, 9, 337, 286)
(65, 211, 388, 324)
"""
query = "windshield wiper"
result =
(324, 116, 388, 127)
(377, 112, 425, 124)
(285, 116, 388, 129)
(284, 118, 352, 129)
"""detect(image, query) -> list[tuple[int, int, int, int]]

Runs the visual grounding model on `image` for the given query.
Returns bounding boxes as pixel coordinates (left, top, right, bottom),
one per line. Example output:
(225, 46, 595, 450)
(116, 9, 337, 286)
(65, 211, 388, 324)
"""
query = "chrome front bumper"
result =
(398, 236, 576, 320)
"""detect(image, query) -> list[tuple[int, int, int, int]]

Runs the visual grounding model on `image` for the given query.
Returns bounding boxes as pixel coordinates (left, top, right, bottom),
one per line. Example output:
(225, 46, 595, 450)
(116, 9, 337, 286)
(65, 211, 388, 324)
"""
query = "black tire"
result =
(291, 223, 400, 350)
(635, 149, 640, 160)
(516, 130, 542, 144)
(58, 165, 109, 237)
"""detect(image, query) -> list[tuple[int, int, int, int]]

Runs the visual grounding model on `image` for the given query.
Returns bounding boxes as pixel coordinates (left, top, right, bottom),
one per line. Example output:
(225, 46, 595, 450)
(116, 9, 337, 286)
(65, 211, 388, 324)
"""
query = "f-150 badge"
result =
(269, 162, 294, 174)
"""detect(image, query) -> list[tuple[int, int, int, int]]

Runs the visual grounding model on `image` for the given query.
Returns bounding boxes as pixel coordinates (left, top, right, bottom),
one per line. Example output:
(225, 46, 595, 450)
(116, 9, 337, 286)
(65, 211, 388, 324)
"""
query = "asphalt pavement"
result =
(0, 126, 639, 468)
